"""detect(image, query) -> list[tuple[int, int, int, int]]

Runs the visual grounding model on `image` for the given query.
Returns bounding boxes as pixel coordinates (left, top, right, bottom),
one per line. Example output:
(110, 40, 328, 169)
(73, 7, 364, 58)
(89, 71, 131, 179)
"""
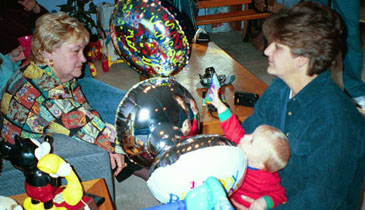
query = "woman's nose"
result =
(80, 52, 87, 63)
(264, 43, 274, 56)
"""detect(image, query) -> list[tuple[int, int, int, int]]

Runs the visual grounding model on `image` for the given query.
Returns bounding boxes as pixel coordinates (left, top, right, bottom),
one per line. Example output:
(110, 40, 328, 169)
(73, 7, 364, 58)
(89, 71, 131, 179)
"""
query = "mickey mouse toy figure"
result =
(0, 135, 83, 210)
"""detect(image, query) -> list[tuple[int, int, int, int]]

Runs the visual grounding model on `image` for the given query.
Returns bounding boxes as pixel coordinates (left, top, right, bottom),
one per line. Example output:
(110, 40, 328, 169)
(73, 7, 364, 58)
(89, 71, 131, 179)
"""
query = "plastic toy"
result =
(205, 73, 221, 104)
(87, 62, 97, 77)
(18, 35, 32, 59)
(0, 135, 85, 210)
(101, 55, 124, 72)
(86, 40, 102, 60)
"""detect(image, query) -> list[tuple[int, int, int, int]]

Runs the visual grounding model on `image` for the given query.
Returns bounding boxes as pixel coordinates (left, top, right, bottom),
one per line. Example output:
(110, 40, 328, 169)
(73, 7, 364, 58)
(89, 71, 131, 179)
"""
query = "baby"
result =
(173, 94, 198, 138)
(209, 86, 290, 210)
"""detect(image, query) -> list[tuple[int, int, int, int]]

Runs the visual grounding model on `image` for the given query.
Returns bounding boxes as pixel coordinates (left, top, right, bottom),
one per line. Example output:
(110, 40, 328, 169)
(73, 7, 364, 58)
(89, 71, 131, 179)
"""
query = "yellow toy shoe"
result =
(47, 206, 67, 210)
(23, 197, 44, 210)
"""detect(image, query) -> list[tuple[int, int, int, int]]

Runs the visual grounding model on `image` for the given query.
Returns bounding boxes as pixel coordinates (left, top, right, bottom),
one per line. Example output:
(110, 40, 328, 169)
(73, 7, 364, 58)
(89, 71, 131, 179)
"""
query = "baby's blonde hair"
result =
(30, 12, 89, 64)
(261, 125, 290, 172)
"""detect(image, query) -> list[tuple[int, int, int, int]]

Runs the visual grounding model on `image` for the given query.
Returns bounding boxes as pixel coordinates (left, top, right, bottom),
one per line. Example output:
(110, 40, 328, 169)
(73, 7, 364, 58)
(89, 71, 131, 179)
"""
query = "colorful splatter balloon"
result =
(110, 0, 190, 77)
(160, 0, 195, 44)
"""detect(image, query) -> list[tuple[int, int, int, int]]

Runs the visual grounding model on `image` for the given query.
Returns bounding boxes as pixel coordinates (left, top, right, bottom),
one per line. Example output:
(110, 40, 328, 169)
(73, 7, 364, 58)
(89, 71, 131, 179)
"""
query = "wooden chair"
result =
(195, 0, 271, 36)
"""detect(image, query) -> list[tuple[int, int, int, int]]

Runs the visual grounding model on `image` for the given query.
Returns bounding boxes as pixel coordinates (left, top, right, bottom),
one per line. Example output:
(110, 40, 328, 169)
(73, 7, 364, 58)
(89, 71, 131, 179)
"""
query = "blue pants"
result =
(312, 0, 365, 97)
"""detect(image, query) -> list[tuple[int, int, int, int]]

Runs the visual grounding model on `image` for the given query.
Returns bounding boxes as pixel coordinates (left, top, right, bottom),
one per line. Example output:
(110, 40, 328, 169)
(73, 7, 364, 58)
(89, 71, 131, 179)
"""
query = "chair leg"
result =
(242, 20, 251, 42)
(242, 3, 250, 41)
(242, 20, 249, 41)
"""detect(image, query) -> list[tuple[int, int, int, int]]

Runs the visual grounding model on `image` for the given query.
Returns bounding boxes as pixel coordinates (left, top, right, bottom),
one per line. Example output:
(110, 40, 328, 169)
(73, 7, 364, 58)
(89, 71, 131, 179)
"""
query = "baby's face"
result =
(239, 125, 273, 167)
(181, 119, 192, 136)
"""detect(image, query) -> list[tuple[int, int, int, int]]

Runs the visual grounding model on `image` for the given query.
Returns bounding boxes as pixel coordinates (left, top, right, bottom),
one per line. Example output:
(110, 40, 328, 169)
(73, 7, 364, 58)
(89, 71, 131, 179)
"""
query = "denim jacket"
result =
(243, 72, 365, 209)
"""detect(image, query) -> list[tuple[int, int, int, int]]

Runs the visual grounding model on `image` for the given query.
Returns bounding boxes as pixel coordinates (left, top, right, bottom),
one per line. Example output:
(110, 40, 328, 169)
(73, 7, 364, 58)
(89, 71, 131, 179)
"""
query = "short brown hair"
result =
(263, 1, 343, 76)
(261, 125, 290, 172)
(31, 12, 89, 64)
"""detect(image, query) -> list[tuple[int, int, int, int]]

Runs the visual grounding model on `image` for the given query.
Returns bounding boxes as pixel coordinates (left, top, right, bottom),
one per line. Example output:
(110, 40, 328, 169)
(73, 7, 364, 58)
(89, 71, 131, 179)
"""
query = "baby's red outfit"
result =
(219, 110, 287, 208)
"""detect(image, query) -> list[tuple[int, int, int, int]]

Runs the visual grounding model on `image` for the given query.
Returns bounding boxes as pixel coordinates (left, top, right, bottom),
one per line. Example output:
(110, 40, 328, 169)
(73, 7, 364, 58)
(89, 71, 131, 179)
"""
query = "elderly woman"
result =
(0, 12, 126, 176)
(234, 2, 365, 210)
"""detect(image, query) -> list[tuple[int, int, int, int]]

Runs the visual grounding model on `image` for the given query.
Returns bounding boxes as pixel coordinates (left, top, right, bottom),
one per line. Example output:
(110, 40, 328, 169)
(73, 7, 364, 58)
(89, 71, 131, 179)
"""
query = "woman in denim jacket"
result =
(238, 2, 365, 209)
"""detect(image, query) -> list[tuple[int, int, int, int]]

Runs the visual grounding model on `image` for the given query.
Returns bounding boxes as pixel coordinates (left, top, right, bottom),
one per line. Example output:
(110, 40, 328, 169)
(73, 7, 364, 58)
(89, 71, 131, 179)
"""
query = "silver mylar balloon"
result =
(115, 77, 200, 167)
(150, 134, 237, 173)
(147, 134, 247, 203)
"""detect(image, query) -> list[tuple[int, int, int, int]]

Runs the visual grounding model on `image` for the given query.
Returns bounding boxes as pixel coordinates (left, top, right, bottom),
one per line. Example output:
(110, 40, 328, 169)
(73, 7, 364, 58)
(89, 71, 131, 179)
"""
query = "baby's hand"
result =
(209, 87, 227, 113)
(248, 197, 267, 210)
(189, 98, 199, 115)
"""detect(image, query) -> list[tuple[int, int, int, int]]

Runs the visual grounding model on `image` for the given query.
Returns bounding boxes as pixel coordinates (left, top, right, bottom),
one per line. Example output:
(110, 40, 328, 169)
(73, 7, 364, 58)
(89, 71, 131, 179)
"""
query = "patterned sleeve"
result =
(45, 83, 119, 153)
(0, 63, 123, 154)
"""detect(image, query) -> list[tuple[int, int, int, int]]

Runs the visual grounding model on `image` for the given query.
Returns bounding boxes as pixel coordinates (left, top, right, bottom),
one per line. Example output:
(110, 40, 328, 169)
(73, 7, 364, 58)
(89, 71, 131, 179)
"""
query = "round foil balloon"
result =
(115, 77, 199, 168)
(160, 0, 195, 45)
(147, 134, 247, 203)
(110, 0, 190, 78)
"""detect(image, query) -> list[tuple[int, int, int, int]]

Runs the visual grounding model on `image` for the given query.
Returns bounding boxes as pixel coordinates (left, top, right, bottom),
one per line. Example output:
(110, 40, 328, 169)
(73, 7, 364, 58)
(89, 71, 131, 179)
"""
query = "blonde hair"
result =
(261, 125, 290, 172)
(30, 12, 90, 64)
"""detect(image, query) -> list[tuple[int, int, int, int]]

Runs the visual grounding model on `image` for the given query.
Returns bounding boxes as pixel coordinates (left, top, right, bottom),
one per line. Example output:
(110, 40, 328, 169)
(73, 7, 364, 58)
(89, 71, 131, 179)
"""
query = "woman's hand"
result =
(9, 46, 25, 62)
(109, 153, 127, 176)
(18, 0, 41, 13)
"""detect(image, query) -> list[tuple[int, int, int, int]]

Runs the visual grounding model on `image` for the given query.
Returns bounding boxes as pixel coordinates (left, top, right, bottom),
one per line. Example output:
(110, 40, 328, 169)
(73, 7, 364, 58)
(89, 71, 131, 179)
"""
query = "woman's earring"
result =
(48, 59, 54, 68)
